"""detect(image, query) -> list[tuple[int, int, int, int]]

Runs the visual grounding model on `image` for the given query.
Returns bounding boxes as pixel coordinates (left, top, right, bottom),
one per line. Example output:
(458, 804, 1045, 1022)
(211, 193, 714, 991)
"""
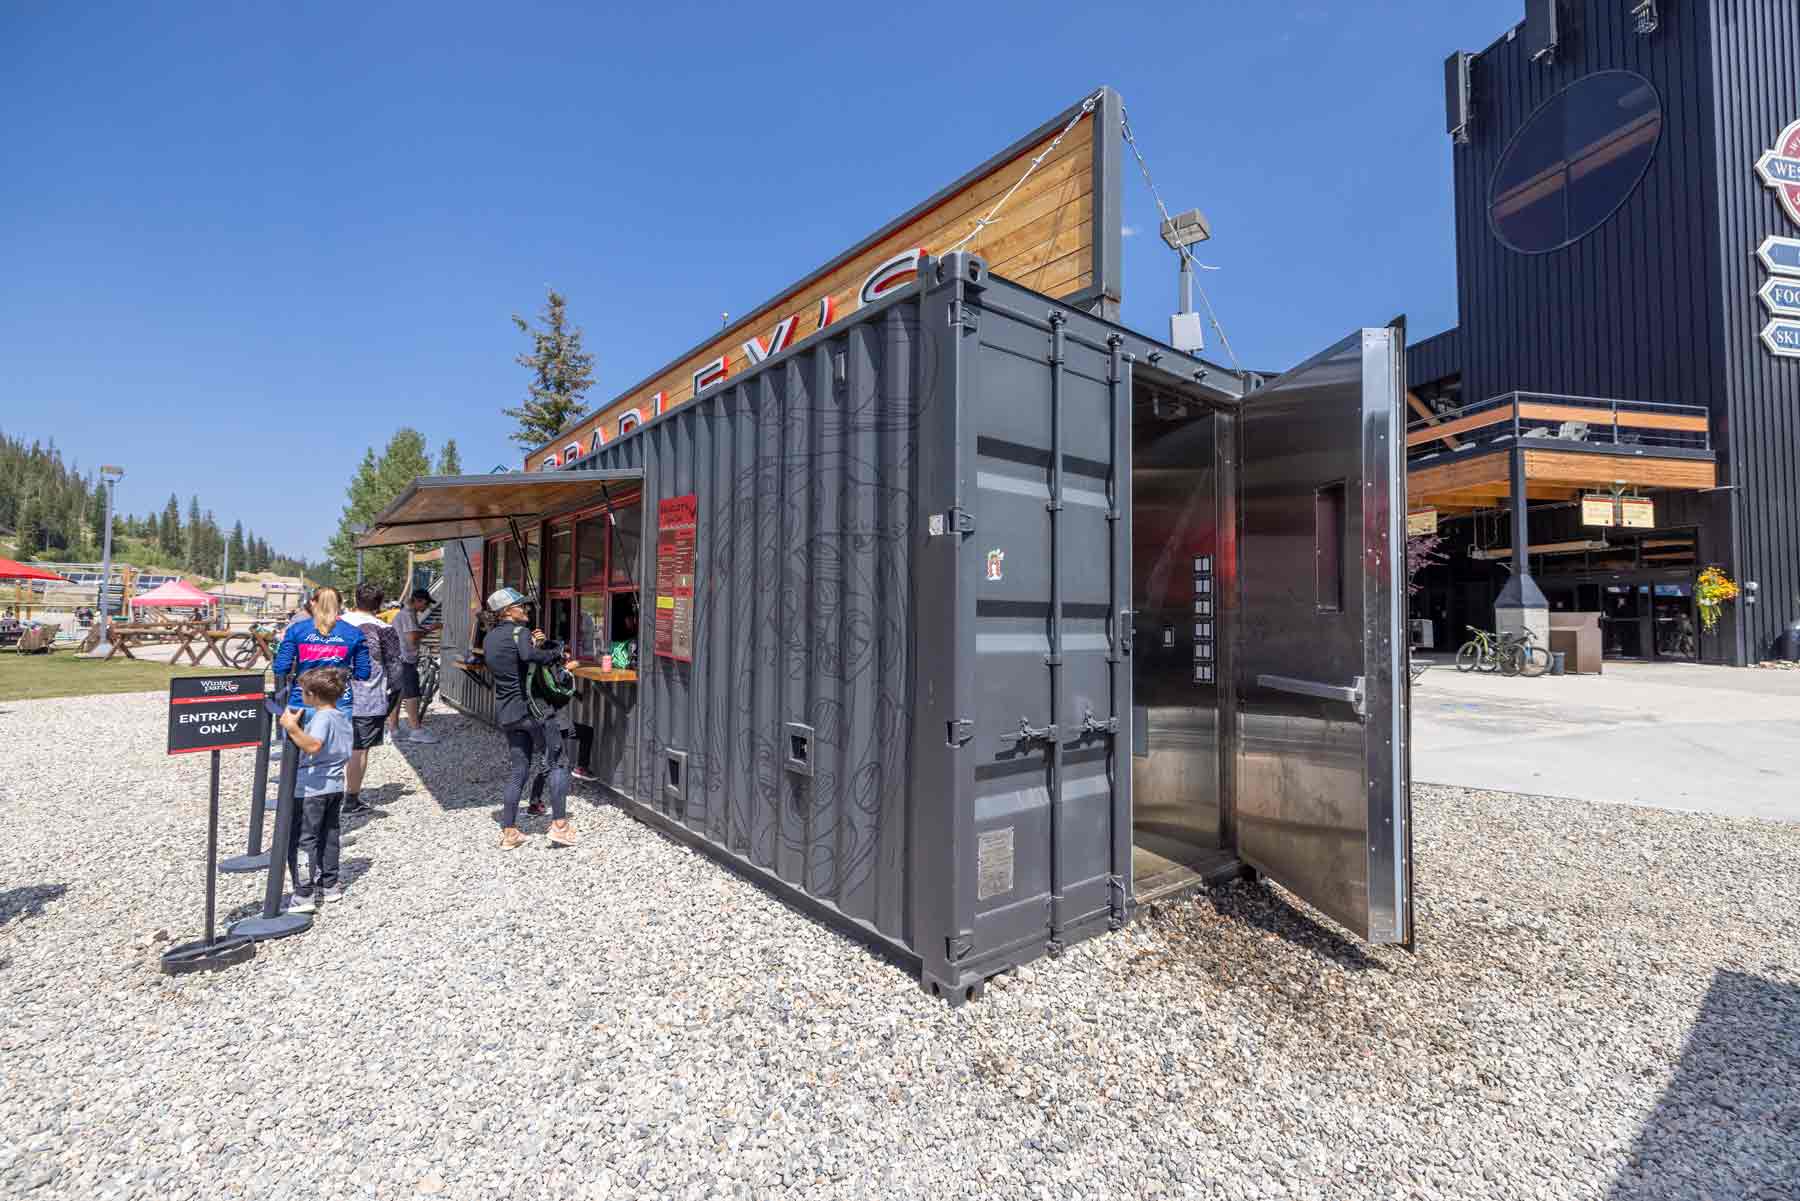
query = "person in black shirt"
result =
(481, 588, 579, 851)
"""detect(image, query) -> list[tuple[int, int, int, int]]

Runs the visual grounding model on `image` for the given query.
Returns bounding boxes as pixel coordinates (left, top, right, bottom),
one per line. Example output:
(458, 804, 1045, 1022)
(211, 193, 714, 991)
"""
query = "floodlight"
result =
(1160, 209, 1212, 250)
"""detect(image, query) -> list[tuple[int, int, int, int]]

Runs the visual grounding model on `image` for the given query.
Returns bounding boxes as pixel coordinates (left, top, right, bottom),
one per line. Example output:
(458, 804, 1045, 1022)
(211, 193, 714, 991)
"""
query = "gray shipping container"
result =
(408, 251, 1412, 1001)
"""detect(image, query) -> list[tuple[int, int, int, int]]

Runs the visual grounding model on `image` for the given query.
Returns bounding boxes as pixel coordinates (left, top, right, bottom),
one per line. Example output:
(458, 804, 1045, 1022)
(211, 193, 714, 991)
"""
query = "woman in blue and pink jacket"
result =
(271, 585, 371, 715)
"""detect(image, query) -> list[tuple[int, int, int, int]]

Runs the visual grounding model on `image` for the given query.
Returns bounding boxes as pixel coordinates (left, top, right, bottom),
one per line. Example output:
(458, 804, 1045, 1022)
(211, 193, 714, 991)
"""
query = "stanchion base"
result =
(218, 852, 270, 874)
(160, 935, 256, 975)
(229, 913, 312, 941)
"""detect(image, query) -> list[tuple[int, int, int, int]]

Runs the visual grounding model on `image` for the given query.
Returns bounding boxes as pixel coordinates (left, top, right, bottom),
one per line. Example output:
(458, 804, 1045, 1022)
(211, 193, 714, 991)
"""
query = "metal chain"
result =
(1118, 104, 1242, 371)
(945, 91, 1102, 253)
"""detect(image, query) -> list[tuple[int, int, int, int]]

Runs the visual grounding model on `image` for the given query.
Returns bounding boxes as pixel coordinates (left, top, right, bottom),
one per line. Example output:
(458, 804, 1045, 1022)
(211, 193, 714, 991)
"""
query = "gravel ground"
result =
(2, 691, 1796, 1201)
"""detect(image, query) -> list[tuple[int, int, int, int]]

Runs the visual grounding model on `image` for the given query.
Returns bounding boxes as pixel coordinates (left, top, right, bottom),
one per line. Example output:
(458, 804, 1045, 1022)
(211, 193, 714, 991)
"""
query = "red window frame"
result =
(543, 489, 642, 662)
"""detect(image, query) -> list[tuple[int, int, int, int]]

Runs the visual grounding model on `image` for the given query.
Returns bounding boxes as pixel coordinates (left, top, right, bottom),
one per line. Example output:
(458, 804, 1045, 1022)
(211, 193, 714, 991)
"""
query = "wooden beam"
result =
(1406, 391, 1464, 450)
(1522, 450, 1718, 490)
(1516, 402, 1711, 433)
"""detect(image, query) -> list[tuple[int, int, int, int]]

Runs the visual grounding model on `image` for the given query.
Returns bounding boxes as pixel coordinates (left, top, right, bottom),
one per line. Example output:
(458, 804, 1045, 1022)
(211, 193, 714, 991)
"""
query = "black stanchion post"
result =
(161, 749, 256, 974)
(229, 720, 312, 941)
(220, 702, 273, 873)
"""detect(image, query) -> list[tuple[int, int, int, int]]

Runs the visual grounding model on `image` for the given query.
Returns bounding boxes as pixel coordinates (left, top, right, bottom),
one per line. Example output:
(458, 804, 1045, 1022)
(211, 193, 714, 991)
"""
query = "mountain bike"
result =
(1456, 626, 1506, 673)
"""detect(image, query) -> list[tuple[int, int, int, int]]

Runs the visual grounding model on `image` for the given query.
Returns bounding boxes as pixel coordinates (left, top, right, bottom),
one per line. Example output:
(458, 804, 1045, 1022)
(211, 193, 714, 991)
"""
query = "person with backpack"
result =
(480, 587, 579, 851)
(340, 582, 402, 817)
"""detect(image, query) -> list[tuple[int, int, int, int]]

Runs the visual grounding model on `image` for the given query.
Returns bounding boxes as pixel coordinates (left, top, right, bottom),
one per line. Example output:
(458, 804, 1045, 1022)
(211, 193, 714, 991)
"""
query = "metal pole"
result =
(95, 476, 117, 655)
(356, 547, 364, 587)
(1178, 252, 1193, 316)
(228, 722, 311, 941)
(204, 750, 220, 944)
(220, 701, 273, 872)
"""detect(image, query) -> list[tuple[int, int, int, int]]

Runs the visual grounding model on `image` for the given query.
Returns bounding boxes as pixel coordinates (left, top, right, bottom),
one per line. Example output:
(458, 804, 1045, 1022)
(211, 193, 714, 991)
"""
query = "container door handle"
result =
(1256, 673, 1367, 720)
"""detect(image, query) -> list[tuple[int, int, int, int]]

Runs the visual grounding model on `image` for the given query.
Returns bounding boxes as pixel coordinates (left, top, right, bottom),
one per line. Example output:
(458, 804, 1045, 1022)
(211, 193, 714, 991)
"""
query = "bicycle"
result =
(1456, 626, 1506, 673)
(1503, 627, 1552, 678)
(1456, 625, 1551, 677)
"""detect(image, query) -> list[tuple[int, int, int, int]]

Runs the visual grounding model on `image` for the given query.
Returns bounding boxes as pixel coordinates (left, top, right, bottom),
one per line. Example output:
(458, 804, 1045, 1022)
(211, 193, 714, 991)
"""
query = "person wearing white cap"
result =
(480, 587, 580, 850)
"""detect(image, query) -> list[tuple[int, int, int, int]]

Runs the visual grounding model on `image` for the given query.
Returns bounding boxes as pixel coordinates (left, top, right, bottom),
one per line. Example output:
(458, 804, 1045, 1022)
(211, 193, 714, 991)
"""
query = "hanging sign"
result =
(653, 495, 698, 662)
(1406, 509, 1438, 536)
(1619, 498, 1655, 529)
(168, 674, 266, 755)
(1759, 276, 1800, 317)
(1758, 236, 1800, 278)
(1755, 117, 1800, 229)
(1761, 319, 1800, 359)
(1581, 495, 1617, 526)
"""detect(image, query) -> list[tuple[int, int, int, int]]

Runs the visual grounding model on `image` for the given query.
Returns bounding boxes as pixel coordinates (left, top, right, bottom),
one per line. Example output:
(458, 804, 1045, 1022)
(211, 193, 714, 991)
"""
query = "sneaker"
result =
(570, 767, 598, 783)
(526, 801, 547, 818)
(320, 885, 345, 904)
(406, 728, 441, 745)
(498, 828, 526, 851)
(548, 820, 577, 848)
(342, 797, 369, 817)
(288, 893, 317, 915)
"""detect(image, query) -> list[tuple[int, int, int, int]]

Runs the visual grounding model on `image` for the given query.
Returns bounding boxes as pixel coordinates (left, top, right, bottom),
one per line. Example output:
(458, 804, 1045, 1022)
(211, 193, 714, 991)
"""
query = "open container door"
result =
(1234, 328, 1412, 945)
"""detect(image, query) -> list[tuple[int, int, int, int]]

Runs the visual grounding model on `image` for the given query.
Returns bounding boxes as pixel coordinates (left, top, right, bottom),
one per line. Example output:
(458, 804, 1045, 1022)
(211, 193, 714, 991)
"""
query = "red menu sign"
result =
(654, 494, 697, 662)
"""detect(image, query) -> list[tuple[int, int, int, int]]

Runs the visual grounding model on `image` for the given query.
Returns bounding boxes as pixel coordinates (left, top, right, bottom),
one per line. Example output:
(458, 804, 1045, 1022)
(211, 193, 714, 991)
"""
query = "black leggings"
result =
(501, 719, 568, 827)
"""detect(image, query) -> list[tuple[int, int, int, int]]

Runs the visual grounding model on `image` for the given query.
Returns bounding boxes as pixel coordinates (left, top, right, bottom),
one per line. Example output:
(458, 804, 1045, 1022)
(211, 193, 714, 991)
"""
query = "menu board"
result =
(654, 494, 697, 662)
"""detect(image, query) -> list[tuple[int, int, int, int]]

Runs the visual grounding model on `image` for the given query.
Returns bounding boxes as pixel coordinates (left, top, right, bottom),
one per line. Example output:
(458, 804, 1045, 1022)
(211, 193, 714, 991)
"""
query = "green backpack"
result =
(512, 626, 576, 713)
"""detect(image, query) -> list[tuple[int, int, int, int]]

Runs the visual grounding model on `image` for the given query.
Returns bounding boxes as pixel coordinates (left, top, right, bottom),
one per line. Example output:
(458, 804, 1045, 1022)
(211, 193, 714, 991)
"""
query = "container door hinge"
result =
(1080, 708, 1119, 737)
(928, 507, 975, 537)
(1108, 875, 1129, 923)
(947, 718, 974, 747)
(946, 934, 973, 962)
(948, 300, 980, 333)
(1015, 717, 1058, 745)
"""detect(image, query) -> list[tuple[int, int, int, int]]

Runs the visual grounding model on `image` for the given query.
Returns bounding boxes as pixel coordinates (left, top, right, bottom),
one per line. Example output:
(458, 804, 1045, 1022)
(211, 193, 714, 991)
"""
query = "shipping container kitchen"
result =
(359, 90, 1413, 1002)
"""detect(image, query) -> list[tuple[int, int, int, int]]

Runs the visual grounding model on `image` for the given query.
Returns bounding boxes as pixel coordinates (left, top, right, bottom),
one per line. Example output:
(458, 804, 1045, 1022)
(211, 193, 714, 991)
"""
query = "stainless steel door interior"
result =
(1234, 328, 1412, 944)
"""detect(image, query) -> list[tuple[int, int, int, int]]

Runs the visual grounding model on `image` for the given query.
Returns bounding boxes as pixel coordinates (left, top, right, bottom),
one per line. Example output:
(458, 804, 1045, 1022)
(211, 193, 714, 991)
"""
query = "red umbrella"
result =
(0, 558, 68, 583)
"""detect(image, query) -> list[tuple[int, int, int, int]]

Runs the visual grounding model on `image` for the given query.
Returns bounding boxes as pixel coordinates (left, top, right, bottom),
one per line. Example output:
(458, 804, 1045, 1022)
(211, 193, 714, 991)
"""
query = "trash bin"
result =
(1782, 619, 1800, 663)
(1550, 651, 1566, 676)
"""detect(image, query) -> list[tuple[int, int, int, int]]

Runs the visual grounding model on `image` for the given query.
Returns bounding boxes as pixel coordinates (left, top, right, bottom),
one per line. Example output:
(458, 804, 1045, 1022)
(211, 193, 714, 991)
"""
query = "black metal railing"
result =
(1407, 391, 1712, 467)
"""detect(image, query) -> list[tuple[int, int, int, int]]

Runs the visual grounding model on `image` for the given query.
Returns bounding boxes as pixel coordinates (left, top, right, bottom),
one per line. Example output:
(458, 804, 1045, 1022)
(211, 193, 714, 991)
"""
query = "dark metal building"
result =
(1409, 0, 1800, 664)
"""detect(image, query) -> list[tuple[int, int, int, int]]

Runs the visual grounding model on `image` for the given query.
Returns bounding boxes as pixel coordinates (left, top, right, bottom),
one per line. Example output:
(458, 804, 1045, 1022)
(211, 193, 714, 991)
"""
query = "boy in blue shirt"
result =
(280, 667, 354, 912)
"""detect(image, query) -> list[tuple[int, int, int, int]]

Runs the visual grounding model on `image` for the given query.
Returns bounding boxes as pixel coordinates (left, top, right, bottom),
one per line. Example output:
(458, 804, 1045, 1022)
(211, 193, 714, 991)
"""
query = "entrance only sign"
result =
(168, 673, 266, 755)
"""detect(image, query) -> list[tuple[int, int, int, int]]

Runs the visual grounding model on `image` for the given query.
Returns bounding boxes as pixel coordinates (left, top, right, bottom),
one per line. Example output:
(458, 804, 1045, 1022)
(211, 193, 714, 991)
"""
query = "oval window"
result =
(1489, 71, 1662, 254)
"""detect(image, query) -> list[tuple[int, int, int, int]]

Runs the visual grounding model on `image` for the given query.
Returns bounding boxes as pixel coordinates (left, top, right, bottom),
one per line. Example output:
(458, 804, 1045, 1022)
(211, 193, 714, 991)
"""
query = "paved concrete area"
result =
(1412, 660, 1800, 822)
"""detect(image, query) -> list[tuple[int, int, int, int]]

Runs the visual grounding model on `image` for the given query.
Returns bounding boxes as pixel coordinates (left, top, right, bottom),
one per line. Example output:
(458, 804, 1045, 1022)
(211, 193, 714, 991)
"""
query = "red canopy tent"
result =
(130, 578, 217, 618)
(0, 558, 69, 582)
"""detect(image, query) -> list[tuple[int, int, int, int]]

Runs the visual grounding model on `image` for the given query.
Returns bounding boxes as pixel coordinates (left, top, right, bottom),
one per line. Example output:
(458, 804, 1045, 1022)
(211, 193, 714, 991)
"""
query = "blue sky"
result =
(1, 2, 1515, 559)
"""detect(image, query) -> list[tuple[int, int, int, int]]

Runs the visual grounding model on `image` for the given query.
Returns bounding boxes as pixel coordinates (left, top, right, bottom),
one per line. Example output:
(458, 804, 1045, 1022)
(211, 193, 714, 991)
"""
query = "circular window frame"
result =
(1487, 69, 1664, 256)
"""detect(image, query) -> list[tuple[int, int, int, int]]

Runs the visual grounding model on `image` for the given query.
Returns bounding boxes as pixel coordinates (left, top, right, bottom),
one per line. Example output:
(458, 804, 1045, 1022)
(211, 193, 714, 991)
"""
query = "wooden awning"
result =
(357, 470, 643, 548)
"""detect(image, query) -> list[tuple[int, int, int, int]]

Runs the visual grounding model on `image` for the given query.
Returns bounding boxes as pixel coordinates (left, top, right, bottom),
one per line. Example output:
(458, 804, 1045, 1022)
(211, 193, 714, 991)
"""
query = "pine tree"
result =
(160, 494, 182, 555)
(324, 430, 432, 595)
(436, 438, 463, 475)
(184, 496, 205, 574)
(88, 481, 108, 547)
(14, 491, 46, 559)
(229, 521, 247, 578)
(504, 289, 594, 448)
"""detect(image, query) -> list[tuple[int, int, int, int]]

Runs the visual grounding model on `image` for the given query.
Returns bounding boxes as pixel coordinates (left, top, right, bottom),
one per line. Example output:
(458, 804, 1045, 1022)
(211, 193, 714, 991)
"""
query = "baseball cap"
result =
(486, 587, 530, 613)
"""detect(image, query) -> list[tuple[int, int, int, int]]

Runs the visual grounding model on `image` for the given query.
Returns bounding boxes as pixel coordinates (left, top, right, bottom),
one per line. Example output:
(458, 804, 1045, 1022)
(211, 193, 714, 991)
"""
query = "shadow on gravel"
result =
(1607, 969, 1800, 1200)
(0, 883, 69, 931)
(220, 858, 375, 921)
(1207, 880, 1388, 973)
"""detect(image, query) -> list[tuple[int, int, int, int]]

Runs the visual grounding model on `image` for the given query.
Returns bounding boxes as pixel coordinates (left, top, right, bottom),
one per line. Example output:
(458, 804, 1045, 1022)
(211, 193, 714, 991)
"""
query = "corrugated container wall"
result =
(435, 254, 1184, 998)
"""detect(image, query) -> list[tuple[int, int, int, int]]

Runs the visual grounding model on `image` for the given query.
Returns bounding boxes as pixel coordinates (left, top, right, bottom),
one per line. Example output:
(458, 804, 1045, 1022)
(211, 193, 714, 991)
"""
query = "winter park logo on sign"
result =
(1756, 118, 1800, 229)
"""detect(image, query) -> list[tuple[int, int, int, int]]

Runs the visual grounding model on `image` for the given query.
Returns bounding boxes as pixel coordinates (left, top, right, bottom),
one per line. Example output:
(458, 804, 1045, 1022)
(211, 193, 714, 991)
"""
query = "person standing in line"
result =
(340, 582, 400, 817)
(389, 588, 440, 744)
(481, 588, 579, 851)
(280, 667, 354, 912)
(269, 586, 370, 716)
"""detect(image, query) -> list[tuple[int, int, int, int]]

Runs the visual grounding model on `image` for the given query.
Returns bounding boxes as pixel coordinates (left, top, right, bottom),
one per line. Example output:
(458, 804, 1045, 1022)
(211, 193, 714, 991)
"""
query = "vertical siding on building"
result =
(1454, 3, 1722, 414)
(1706, 0, 1800, 659)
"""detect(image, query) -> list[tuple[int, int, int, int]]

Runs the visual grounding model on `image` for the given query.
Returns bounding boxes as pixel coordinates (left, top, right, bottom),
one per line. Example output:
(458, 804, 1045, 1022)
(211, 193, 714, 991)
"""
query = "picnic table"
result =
(100, 622, 203, 661)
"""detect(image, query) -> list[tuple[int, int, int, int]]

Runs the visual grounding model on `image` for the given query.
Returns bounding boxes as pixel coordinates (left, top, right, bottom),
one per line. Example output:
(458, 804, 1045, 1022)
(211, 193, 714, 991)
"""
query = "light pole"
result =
(94, 465, 124, 657)
(1161, 208, 1212, 354)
